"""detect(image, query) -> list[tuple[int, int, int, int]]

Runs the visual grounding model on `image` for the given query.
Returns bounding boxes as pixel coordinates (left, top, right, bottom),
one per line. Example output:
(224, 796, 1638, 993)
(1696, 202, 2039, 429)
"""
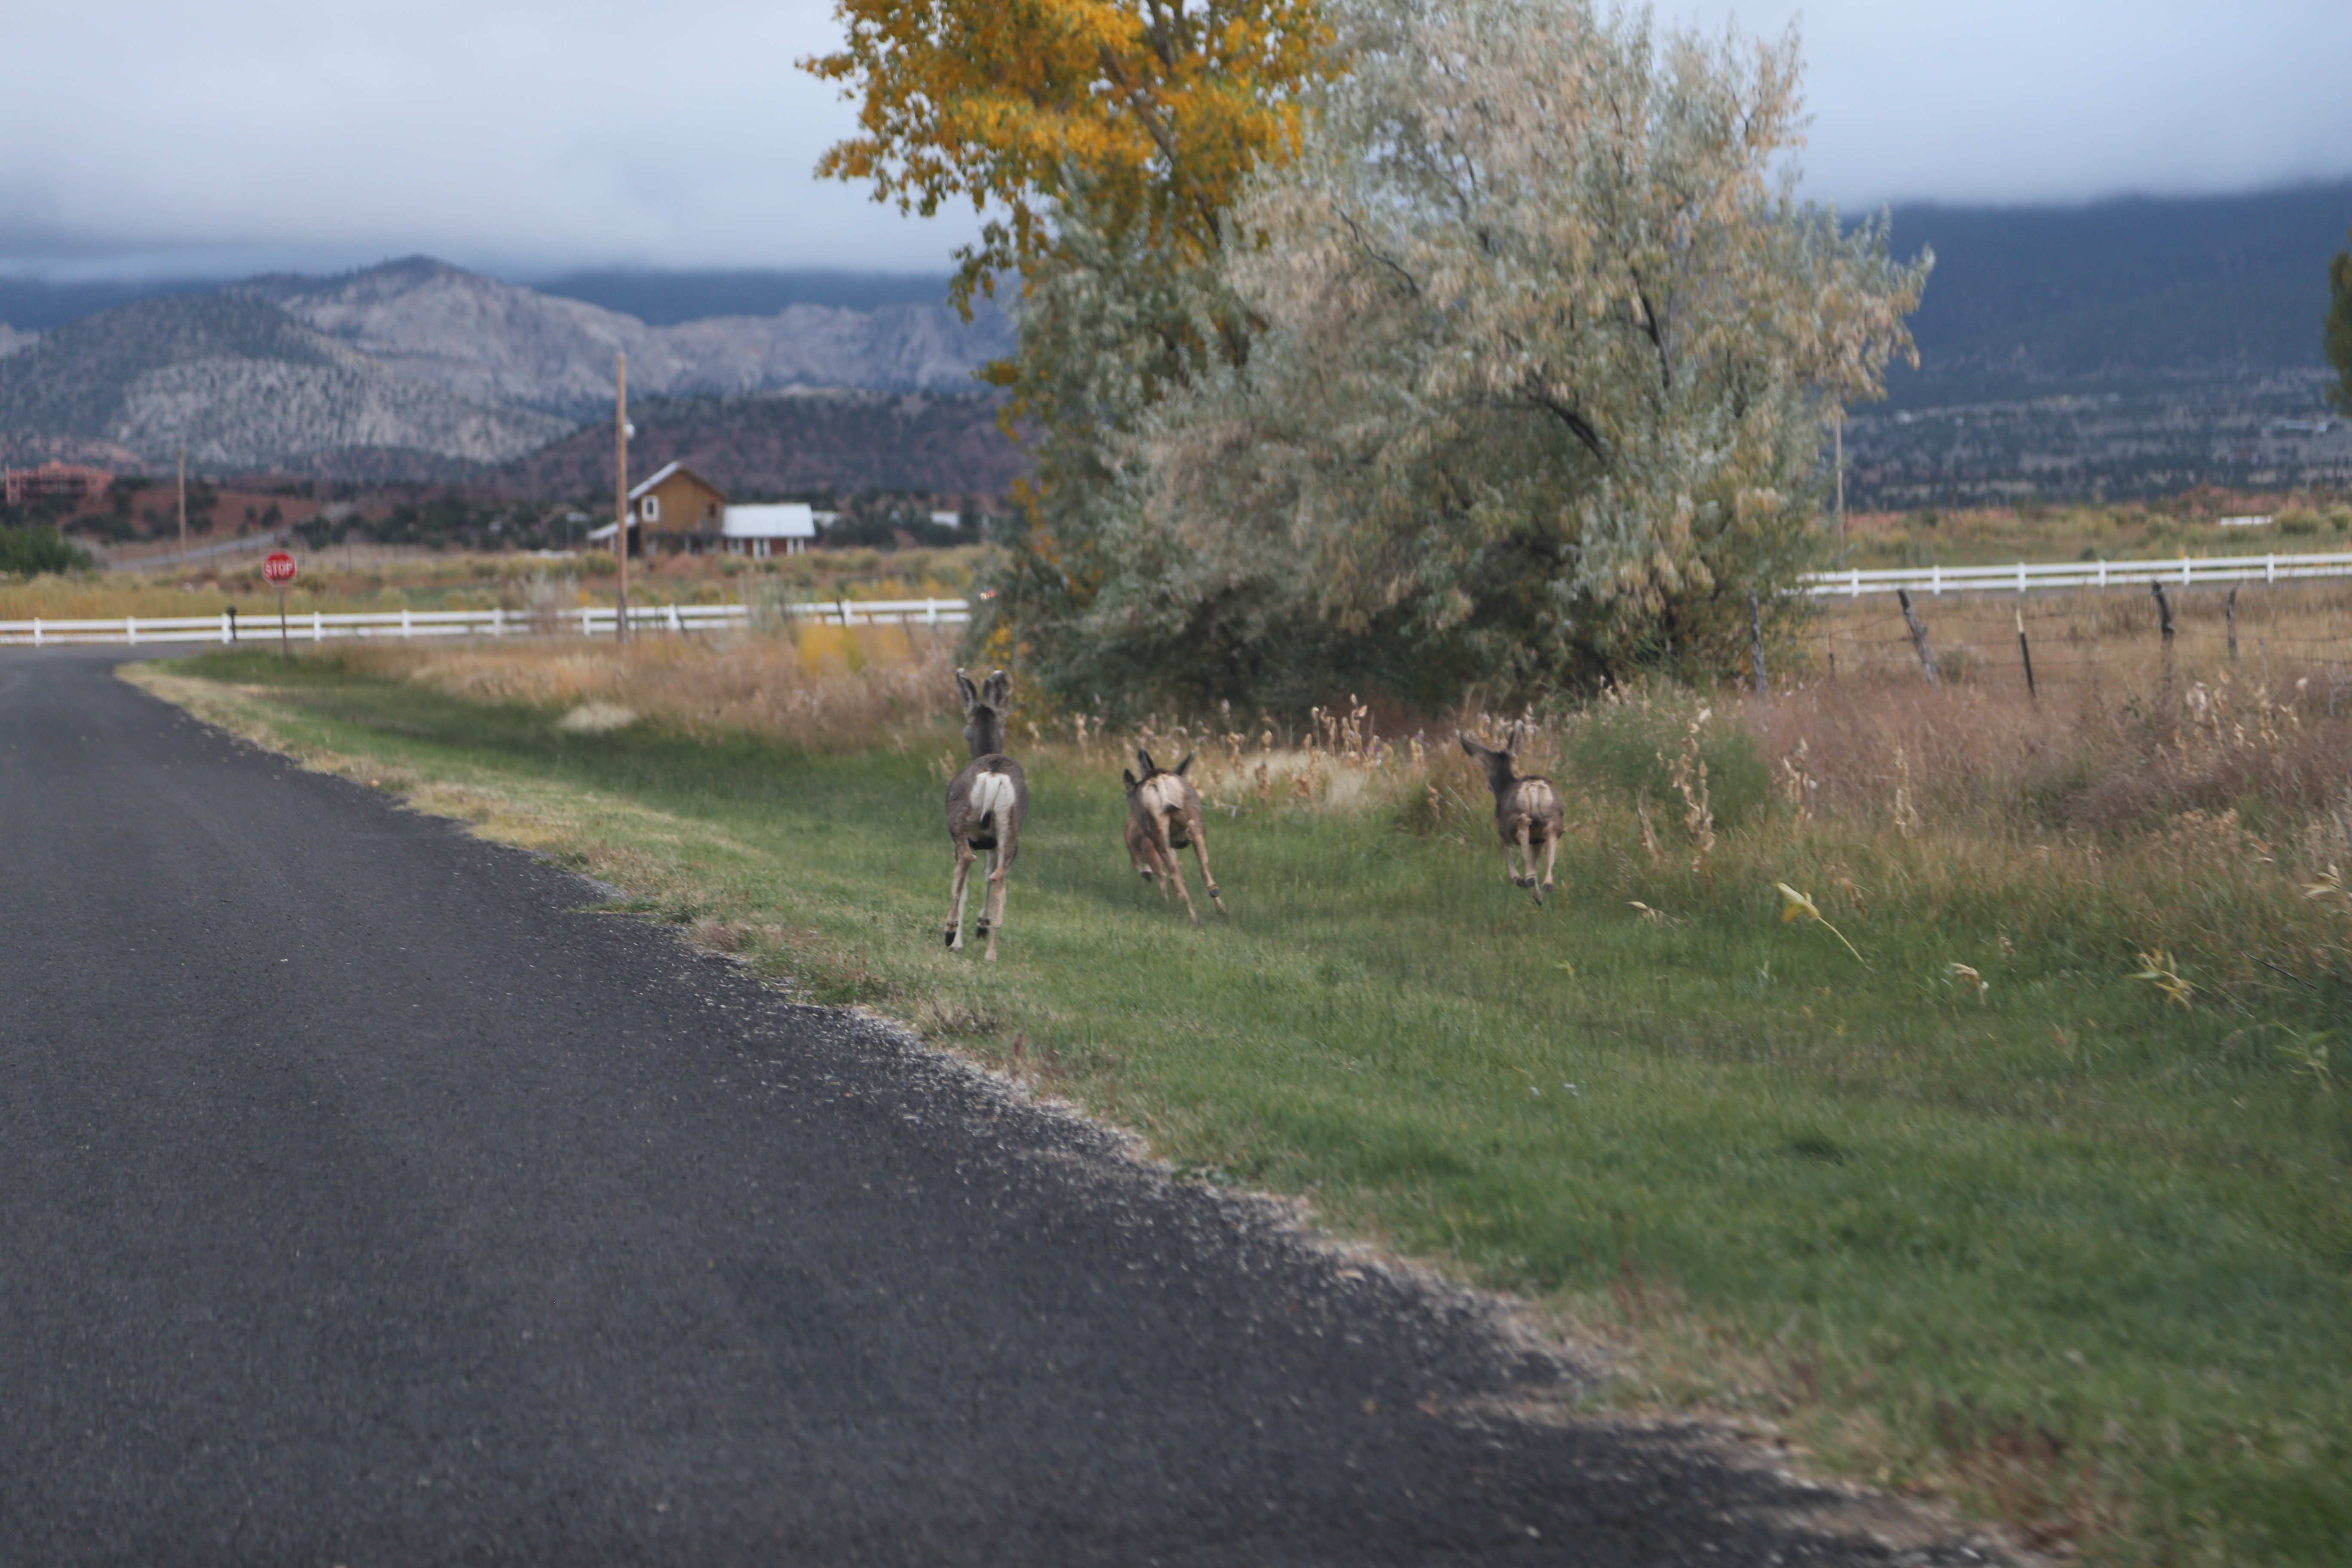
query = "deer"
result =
(1121, 748, 1227, 924)
(1458, 722, 1564, 906)
(943, 668, 1029, 961)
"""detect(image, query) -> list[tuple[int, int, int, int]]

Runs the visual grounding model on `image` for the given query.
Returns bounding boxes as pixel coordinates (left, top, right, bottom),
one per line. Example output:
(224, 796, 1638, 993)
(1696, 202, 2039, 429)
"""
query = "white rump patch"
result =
(558, 702, 638, 734)
(970, 770, 1018, 833)
(1136, 776, 1185, 818)
(1522, 780, 1558, 815)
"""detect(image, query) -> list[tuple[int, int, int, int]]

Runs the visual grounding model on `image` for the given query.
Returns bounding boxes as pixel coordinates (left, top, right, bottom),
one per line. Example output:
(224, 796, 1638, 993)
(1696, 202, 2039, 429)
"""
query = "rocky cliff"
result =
(239, 257, 1013, 416)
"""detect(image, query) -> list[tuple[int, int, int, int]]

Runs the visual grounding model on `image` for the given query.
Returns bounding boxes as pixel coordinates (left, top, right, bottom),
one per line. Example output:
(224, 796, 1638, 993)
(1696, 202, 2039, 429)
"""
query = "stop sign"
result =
(263, 551, 297, 584)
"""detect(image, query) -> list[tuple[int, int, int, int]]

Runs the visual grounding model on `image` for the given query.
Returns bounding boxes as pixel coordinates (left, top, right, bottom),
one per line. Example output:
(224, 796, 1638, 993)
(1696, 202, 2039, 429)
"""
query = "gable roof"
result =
(627, 460, 725, 503)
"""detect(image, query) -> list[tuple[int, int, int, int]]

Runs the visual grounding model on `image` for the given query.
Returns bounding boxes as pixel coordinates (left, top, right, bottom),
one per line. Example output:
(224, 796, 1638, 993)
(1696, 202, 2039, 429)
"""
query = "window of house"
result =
(641, 496, 660, 522)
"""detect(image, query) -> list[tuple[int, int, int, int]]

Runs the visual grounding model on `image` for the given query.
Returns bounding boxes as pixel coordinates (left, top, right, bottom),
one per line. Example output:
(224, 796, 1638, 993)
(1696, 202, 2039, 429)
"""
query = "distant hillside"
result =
(533, 268, 958, 325)
(1883, 179, 2352, 406)
(0, 293, 566, 472)
(488, 390, 1029, 502)
(1841, 180, 2352, 505)
(240, 257, 1014, 417)
(0, 275, 223, 334)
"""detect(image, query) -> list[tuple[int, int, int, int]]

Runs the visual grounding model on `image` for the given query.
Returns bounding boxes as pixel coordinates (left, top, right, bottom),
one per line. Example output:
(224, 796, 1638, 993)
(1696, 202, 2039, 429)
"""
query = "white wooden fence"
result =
(0, 597, 971, 648)
(1799, 550, 2352, 598)
(12, 552, 2352, 645)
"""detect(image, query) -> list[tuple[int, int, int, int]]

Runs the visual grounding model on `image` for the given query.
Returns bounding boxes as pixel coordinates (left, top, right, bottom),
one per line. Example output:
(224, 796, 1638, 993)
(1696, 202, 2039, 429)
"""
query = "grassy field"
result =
(2, 543, 986, 623)
(132, 631, 2352, 1567)
(1841, 495, 2352, 571)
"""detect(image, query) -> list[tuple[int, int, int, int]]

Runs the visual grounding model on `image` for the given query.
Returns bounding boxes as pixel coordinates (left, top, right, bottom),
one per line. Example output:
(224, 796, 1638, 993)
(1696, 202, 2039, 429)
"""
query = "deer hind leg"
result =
(1154, 818, 1199, 925)
(980, 838, 1015, 962)
(1187, 815, 1228, 915)
(945, 841, 975, 949)
(1539, 826, 1560, 900)
(1516, 821, 1540, 898)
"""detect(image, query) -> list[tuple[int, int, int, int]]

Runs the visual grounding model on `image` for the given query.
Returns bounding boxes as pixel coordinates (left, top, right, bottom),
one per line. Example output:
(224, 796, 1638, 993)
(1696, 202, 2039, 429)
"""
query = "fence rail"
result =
(1801, 550, 2352, 597)
(0, 597, 972, 648)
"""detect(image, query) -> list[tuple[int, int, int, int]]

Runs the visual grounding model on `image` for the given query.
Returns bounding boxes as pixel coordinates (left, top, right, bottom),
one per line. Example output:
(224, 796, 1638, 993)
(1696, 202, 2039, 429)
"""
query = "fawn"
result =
(1458, 723, 1563, 906)
(943, 669, 1029, 960)
(1122, 748, 1226, 924)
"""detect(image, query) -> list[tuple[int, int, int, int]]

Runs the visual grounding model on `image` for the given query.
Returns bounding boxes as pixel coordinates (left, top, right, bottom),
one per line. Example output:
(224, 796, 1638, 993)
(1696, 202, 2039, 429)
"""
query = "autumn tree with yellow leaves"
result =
(803, 0, 1335, 672)
(802, 0, 1332, 309)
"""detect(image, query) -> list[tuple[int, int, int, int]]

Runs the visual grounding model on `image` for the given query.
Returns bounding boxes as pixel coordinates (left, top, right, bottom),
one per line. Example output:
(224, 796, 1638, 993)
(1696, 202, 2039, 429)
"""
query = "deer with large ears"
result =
(1122, 748, 1226, 924)
(944, 668, 1029, 961)
(1458, 722, 1563, 906)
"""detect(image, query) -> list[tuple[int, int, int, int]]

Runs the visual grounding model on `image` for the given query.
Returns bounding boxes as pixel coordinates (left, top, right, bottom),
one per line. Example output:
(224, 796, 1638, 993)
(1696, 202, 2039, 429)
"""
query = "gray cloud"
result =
(3, 0, 2347, 282)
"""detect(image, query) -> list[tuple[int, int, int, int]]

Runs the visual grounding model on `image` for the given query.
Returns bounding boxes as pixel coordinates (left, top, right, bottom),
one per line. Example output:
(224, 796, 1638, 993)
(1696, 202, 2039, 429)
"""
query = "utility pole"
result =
(614, 353, 630, 643)
(1832, 408, 1846, 542)
(177, 447, 187, 567)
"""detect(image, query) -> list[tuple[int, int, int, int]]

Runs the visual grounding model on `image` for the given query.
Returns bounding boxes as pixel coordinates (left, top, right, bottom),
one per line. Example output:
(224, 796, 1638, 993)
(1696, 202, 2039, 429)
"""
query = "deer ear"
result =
(1506, 721, 1527, 755)
(1174, 751, 1194, 775)
(1137, 747, 1157, 775)
(1456, 731, 1483, 758)
(983, 671, 1011, 708)
(1122, 769, 1138, 787)
(955, 668, 978, 707)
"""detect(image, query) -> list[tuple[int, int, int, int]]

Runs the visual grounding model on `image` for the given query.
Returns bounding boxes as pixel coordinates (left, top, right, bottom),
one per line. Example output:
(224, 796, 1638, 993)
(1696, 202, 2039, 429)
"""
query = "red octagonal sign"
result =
(263, 551, 297, 585)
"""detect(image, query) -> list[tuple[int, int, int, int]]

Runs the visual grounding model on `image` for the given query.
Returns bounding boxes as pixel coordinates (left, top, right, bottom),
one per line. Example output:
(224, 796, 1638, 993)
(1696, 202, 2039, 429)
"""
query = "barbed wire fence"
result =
(1786, 579, 2352, 714)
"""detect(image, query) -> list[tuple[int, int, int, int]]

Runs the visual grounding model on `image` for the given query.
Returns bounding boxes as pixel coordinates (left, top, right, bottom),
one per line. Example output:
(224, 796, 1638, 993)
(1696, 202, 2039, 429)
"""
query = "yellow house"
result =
(630, 462, 727, 553)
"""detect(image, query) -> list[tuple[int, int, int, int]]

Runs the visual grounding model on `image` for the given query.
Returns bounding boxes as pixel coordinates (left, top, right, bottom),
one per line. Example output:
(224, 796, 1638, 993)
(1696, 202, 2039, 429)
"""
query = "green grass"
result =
(144, 651, 2352, 1565)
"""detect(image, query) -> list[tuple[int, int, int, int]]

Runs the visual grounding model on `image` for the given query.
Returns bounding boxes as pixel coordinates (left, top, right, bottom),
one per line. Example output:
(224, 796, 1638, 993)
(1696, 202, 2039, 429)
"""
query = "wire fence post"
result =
(1896, 589, 1938, 686)
(2226, 587, 2238, 662)
(2016, 606, 2037, 698)
(1748, 591, 1767, 696)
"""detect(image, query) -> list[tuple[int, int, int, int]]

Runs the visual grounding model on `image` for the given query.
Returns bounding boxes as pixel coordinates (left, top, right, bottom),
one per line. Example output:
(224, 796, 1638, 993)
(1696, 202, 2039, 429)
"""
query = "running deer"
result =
(1122, 748, 1226, 923)
(1458, 723, 1563, 906)
(944, 669, 1029, 961)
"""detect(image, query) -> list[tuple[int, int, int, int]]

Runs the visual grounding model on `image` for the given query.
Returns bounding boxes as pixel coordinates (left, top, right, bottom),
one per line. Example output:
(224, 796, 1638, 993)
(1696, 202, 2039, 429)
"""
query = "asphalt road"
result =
(0, 648, 1989, 1566)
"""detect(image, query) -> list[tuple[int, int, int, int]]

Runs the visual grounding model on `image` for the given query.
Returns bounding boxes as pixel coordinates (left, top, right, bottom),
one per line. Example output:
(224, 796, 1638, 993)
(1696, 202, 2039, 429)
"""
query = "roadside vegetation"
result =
(137, 602, 2352, 1565)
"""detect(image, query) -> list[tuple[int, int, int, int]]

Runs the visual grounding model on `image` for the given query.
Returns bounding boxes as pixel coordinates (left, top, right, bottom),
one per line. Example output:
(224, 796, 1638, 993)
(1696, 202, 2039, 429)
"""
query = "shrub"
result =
(1565, 689, 1770, 829)
(0, 524, 89, 577)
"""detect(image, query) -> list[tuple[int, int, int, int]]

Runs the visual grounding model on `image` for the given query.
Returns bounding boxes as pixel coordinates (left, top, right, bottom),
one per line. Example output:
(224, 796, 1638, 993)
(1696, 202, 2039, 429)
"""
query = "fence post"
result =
(313, 610, 323, 641)
(2226, 587, 2238, 662)
(2016, 606, 2036, 698)
(31, 619, 40, 647)
(583, 606, 592, 637)
(2150, 581, 2174, 646)
(128, 616, 137, 646)
(401, 608, 412, 639)
(2017, 561, 2027, 593)
(493, 606, 504, 639)
(1849, 568, 1860, 599)
(839, 599, 853, 628)
(1748, 591, 1767, 695)
(1896, 589, 1938, 686)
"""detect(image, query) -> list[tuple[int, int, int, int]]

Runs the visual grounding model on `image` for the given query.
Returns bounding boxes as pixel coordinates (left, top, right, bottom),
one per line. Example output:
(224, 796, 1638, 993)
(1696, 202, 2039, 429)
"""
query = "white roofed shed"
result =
(721, 502, 816, 557)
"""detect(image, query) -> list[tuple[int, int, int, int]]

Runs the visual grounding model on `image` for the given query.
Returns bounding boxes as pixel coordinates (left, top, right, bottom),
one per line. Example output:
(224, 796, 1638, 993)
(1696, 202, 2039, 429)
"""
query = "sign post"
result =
(263, 551, 298, 657)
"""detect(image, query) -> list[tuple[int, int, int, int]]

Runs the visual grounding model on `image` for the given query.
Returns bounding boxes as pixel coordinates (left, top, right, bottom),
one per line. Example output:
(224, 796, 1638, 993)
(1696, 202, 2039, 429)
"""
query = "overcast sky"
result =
(1, 0, 2346, 282)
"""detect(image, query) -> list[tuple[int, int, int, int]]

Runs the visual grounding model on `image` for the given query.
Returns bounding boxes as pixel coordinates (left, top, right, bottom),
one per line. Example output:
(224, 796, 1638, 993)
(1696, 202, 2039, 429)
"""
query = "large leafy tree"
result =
(1069, 0, 1931, 707)
(2328, 225, 2352, 414)
(803, 0, 1336, 683)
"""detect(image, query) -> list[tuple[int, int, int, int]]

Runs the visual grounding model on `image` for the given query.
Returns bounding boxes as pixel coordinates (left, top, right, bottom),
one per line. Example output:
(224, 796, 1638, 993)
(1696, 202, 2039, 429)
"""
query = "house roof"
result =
(626, 460, 725, 503)
(722, 503, 816, 540)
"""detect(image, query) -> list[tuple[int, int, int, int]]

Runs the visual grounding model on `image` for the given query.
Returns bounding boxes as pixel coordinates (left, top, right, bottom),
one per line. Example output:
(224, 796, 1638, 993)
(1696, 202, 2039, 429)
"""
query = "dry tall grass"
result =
(330, 622, 965, 752)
